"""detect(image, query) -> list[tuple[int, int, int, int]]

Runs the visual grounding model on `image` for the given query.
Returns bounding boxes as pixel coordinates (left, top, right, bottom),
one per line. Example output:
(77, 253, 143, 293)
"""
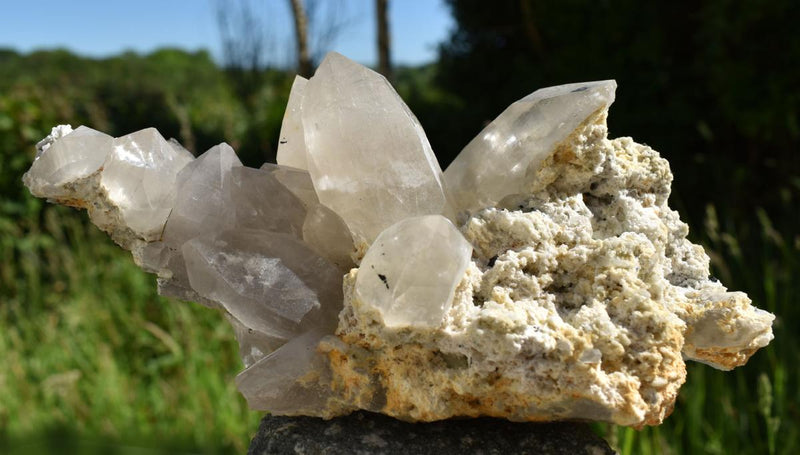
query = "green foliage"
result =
(0, 49, 262, 454)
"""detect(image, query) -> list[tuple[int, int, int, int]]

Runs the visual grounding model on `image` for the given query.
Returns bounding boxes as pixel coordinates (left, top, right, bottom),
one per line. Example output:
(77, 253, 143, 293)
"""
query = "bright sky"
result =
(0, 0, 453, 66)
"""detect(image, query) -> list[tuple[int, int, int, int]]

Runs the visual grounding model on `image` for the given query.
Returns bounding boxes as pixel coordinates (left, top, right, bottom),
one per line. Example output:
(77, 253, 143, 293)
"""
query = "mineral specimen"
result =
(23, 52, 774, 428)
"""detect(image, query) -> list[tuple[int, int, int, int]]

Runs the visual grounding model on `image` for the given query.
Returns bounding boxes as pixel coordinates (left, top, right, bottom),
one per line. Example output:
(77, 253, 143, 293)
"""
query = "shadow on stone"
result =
(248, 411, 615, 454)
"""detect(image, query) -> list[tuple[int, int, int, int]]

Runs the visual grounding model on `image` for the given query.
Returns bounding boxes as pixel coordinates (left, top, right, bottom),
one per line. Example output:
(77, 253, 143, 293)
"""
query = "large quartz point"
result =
(444, 81, 616, 213)
(301, 52, 453, 244)
(100, 128, 194, 240)
(182, 229, 343, 340)
(23, 125, 112, 199)
(276, 76, 309, 170)
(355, 215, 472, 328)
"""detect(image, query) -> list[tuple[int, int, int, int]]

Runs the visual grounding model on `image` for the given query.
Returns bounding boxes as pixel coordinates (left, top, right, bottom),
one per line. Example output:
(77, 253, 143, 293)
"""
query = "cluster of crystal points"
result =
(23, 52, 775, 427)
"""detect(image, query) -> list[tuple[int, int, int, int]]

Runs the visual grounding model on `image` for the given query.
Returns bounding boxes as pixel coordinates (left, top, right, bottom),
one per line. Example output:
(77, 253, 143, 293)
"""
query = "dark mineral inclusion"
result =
(248, 411, 615, 454)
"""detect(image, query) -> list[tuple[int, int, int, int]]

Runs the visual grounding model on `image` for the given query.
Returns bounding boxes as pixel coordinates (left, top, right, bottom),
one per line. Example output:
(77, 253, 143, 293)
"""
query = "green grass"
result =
(0, 204, 261, 454)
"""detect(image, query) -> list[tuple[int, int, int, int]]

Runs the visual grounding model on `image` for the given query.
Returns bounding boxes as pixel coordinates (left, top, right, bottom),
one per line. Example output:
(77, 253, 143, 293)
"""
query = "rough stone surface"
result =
(247, 412, 615, 455)
(22, 53, 774, 430)
(324, 109, 772, 427)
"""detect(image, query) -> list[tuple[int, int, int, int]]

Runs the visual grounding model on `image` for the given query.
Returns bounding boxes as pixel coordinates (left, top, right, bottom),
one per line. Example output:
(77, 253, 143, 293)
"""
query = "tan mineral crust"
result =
(22, 52, 774, 429)
(319, 110, 772, 427)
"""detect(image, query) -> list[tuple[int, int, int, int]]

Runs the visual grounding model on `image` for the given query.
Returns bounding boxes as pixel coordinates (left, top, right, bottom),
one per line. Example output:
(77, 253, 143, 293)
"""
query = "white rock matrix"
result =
(23, 52, 774, 427)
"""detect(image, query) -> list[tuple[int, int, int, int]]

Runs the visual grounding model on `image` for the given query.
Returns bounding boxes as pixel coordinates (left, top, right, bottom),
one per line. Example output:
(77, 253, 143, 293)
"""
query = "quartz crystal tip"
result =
(444, 80, 616, 214)
(300, 52, 454, 245)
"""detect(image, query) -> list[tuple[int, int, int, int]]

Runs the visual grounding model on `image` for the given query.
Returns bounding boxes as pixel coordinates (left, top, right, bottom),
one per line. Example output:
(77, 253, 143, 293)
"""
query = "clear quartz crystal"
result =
(226, 313, 285, 368)
(355, 215, 472, 328)
(301, 52, 454, 244)
(444, 81, 616, 213)
(235, 329, 333, 413)
(164, 143, 242, 244)
(182, 229, 342, 340)
(302, 204, 355, 270)
(230, 166, 307, 237)
(23, 125, 111, 196)
(100, 128, 194, 239)
(261, 163, 319, 209)
(144, 143, 243, 301)
(276, 76, 309, 170)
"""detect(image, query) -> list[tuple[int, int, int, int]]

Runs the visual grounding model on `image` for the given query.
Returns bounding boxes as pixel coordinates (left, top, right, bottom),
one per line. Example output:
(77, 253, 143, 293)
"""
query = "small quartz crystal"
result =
(100, 128, 194, 240)
(182, 229, 341, 340)
(23, 125, 111, 198)
(355, 215, 472, 328)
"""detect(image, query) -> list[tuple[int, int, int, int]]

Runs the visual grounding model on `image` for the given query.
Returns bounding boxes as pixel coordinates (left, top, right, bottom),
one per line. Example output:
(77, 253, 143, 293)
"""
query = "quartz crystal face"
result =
(355, 215, 472, 328)
(101, 128, 194, 239)
(22, 52, 774, 428)
(183, 229, 342, 340)
(23, 125, 111, 197)
(276, 76, 309, 170)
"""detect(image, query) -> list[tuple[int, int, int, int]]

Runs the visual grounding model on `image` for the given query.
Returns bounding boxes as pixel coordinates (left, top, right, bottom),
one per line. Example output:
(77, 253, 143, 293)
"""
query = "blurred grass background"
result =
(1, 1, 798, 453)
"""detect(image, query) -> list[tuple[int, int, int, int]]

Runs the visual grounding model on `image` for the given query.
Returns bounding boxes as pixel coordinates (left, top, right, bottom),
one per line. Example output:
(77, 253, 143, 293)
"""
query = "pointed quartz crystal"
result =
(23, 125, 112, 198)
(444, 81, 617, 213)
(182, 229, 343, 340)
(260, 163, 355, 269)
(276, 76, 309, 170)
(260, 163, 319, 210)
(229, 166, 308, 237)
(301, 52, 454, 244)
(355, 215, 472, 328)
(142, 143, 242, 302)
(226, 313, 285, 368)
(164, 143, 243, 244)
(236, 329, 333, 414)
(302, 203, 355, 270)
(100, 128, 194, 240)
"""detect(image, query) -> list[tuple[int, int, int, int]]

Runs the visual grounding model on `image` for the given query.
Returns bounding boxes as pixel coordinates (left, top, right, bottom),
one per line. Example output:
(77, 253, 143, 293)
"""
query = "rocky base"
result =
(248, 412, 615, 455)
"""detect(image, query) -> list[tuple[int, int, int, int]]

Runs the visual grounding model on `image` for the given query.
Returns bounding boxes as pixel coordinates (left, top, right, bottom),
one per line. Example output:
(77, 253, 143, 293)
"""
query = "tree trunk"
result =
(376, 0, 392, 81)
(288, 0, 313, 77)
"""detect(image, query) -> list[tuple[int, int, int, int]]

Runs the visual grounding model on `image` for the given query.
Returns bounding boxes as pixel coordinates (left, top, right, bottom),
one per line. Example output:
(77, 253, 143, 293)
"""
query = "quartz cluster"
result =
(23, 52, 775, 427)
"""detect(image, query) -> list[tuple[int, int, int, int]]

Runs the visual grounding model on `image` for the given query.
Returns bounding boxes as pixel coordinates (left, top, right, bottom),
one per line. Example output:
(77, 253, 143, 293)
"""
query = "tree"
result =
(215, 0, 272, 102)
(376, 0, 392, 81)
(288, 0, 312, 77)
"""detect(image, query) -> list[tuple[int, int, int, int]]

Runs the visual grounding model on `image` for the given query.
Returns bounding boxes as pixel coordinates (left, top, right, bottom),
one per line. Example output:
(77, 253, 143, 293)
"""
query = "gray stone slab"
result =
(248, 412, 615, 455)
